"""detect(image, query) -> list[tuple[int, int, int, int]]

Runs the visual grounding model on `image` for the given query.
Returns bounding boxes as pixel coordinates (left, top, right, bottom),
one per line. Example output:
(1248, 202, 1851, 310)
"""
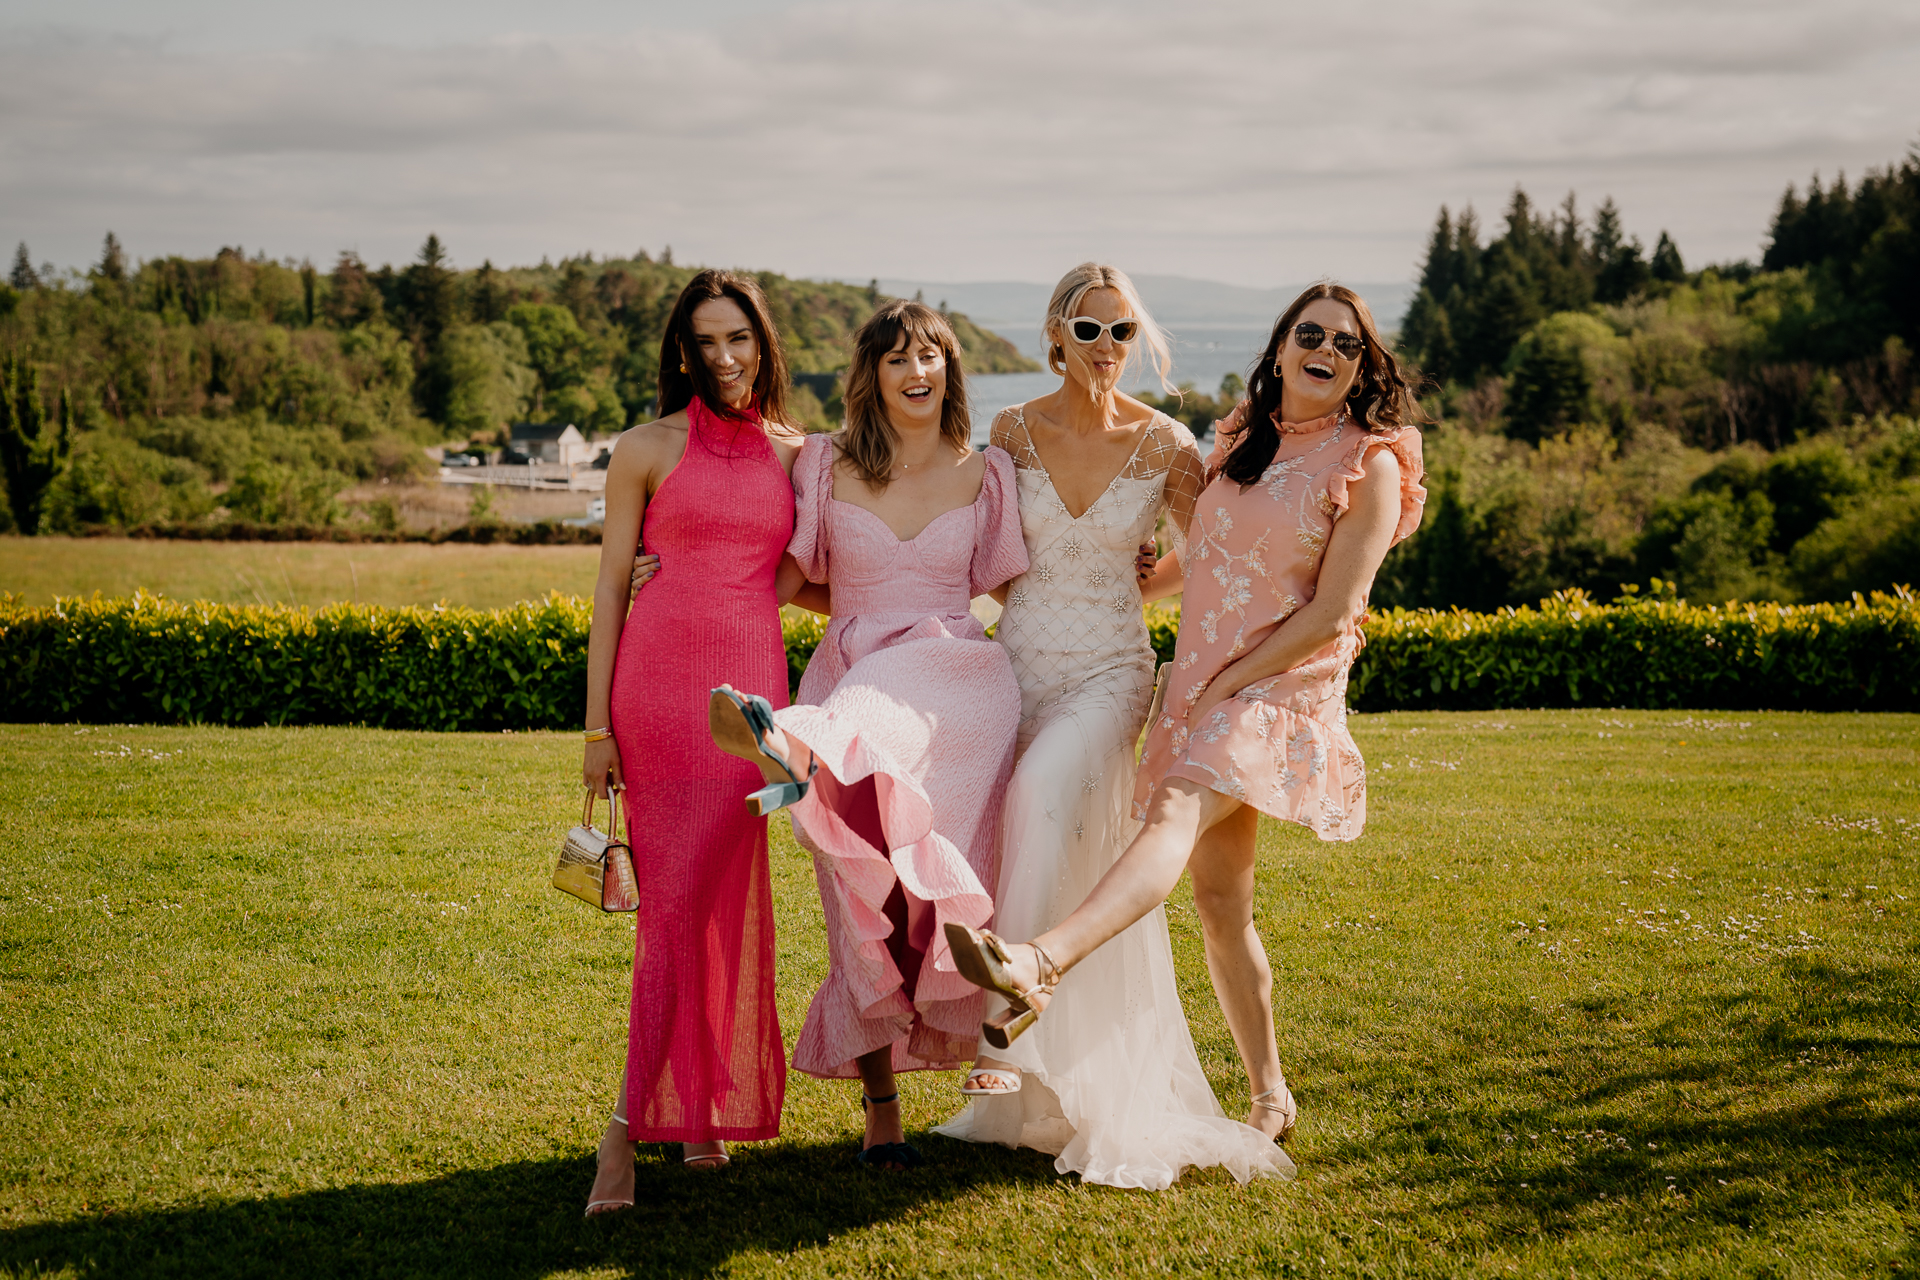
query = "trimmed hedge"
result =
(2, 589, 1913, 728)
(1345, 589, 1919, 713)
(0, 593, 594, 730)
(84, 519, 602, 545)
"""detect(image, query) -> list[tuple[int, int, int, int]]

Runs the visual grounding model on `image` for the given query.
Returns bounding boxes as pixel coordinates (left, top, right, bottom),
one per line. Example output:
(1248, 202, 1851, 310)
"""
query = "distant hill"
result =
(873, 275, 1417, 344)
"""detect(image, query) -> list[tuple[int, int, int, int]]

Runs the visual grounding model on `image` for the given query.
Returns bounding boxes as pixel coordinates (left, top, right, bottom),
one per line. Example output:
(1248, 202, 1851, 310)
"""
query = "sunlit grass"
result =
(0, 536, 601, 610)
(1, 711, 1915, 1278)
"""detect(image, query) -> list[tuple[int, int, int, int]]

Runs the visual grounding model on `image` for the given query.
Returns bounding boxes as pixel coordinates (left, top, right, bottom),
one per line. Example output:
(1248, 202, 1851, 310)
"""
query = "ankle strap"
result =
(863, 1091, 900, 1107)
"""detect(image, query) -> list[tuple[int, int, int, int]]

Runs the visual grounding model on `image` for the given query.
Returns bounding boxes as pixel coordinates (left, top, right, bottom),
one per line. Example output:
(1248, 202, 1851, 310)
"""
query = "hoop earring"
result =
(1272, 357, 1284, 378)
(679, 362, 688, 373)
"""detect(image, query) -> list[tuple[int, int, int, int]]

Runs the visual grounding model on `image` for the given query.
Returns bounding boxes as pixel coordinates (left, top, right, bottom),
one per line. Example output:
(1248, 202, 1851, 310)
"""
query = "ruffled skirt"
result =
(776, 628, 1020, 1077)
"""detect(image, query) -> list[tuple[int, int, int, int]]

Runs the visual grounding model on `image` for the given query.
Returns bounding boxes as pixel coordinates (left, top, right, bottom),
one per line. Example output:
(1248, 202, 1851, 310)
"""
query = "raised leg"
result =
(1188, 803, 1289, 1139)
(708, 685, 816, 800)
(1009, 779, 1243, 995)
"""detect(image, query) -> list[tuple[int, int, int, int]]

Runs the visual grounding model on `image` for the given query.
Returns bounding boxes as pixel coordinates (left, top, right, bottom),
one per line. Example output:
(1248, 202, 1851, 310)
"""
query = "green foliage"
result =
(6, 590, 1911, 729)
(1788, 478, 1920, 601)
(433, 322, 536, 436)
(1132, 374, 1250, 436)
(42, 432, 215, 531)
(225, 459, 348, 525)
(0, 241, 1035, 532)
(0, 593, 594, 729)
(1347, 587, 1919, 712)
(0, 353, 71, 533)
(1502, 311, 1630, 441)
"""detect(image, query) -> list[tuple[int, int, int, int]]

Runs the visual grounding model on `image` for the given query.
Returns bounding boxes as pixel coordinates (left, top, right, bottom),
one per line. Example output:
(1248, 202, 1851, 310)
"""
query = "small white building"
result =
(510, 422, 592, 466)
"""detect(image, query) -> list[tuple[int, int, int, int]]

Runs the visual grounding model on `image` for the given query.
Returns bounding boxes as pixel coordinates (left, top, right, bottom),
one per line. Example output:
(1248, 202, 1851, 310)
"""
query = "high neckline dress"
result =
(1135, 403, 1427, 839)
(609, 395, 792, 1142)
(934, 406, 1294, 1188)
(774, 434, 1031, 1077)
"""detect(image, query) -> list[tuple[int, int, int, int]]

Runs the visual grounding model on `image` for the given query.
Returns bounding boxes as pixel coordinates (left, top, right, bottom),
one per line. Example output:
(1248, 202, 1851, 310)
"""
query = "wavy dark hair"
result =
(1219, 282, 1427, 486)
(656, 269, 790, 426)
(837, 301, 970, 490)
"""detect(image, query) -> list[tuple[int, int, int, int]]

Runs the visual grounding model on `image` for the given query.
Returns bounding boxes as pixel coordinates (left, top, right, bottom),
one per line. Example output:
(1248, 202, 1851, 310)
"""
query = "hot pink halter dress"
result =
(774, 434, 1030, 1078)
(608, 396, 793, 1142)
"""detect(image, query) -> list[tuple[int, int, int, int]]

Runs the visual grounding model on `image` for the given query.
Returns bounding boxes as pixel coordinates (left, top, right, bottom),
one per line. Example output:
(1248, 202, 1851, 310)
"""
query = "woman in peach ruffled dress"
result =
(946, 282, 1427, 1153)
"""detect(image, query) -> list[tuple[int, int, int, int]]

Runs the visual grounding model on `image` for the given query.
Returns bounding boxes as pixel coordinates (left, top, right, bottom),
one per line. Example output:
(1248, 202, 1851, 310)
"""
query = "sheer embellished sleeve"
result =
(1157, 422, 1208, 564)
(970, 446, 1031, 596)
(1327, 425, 1427, 546)
(785, 433, 835, 582)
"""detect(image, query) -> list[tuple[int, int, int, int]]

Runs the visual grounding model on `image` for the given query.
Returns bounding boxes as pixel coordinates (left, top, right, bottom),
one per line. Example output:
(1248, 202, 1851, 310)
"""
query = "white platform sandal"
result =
(960, 1066, 1022, 1097)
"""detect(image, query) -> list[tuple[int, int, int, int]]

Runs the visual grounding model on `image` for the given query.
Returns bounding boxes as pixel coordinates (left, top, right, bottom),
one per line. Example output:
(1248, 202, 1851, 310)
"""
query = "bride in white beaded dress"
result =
(933, 264, 1292, 1187)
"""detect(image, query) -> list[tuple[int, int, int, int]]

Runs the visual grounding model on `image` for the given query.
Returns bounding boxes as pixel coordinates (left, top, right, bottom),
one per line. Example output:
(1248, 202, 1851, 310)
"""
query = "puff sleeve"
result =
(1327, 426, 1427, 546)
(1204, 399, 1249, 476)
(785, 433, 834, 582)
(969, 446, 1030, 597)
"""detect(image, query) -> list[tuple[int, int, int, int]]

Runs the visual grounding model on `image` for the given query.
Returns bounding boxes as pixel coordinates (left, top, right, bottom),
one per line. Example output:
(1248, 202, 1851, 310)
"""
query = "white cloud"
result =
(2, 0, 1915, 284)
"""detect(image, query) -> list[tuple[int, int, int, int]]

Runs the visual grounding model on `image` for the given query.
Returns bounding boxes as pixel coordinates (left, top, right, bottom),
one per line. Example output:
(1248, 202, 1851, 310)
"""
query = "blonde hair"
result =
(1042, 262, 1174, 399)
(838, 301, 971, 490)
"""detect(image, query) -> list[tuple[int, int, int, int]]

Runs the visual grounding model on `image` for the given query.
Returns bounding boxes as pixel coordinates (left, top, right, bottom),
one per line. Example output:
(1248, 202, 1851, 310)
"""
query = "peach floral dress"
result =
(1133, 403, 1426, 840)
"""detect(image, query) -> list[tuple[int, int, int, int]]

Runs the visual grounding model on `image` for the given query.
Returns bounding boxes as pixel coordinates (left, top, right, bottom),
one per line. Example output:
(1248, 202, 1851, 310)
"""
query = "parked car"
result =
(441, 453, 480, 468)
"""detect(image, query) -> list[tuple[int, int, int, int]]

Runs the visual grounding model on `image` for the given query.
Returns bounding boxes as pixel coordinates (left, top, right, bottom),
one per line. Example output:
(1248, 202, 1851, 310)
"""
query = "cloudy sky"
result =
(2, 0, 1916, 288)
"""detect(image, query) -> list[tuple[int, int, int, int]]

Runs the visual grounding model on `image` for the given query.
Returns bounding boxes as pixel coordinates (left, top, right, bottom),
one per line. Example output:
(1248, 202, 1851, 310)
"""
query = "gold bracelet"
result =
(583, 726, 613, 743)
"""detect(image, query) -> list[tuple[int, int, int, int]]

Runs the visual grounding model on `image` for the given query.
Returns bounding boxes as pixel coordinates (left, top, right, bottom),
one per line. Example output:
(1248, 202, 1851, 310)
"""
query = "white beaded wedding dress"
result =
(932, 406, 1294, 1188)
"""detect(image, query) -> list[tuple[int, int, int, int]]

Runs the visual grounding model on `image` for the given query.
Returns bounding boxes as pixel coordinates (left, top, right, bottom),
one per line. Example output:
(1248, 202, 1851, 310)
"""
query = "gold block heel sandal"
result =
(942, 922, 1060, 1050)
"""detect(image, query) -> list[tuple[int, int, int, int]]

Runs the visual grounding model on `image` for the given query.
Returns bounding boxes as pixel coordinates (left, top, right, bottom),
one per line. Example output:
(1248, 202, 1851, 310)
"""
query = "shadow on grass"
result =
(0, 1134, 1056, 1280)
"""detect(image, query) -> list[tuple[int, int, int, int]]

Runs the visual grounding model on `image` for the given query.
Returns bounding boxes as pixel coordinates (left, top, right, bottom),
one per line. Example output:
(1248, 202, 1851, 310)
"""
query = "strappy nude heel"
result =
(943, 923, 1061, 1050)
(1252, 1081, 1297, 1145)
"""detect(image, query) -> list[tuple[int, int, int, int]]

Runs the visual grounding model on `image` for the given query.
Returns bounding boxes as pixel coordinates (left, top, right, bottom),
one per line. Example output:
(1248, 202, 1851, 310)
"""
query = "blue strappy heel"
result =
(709, 686, 817, 816)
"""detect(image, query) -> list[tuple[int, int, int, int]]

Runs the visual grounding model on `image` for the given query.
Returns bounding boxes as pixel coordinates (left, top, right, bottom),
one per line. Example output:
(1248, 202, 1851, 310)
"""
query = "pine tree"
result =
(0, 355, 70, 535)
(1650, 232, 1685, 283)
(406, 233, 459, 348)
(471, 260, 504, 324)
(97, 232, 127, 282)
(8, 243, 37, 291)
(300, 260, 317, 326)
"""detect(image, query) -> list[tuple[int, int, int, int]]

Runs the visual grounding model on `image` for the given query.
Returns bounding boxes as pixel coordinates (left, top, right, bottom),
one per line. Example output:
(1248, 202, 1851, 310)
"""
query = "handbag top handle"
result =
(581, 785, 625, 843)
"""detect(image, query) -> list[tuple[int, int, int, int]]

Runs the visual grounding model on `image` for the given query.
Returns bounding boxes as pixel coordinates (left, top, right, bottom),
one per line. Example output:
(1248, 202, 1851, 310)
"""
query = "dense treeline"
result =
(0, 238, 1035, 534)
(1377, 144, 1920, 606)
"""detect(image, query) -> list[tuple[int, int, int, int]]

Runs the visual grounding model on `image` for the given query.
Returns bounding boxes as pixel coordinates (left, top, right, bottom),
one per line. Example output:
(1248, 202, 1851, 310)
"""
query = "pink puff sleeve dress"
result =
(774, 434, 1030, 1077)
(1134, 404, 1426, 841)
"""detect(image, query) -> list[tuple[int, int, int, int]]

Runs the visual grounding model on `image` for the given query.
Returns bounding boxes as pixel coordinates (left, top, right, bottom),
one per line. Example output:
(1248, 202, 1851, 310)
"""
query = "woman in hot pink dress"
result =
(711, 301, 1028, 1169)
(581, 270, 827, 1210)
(946, 282, 1426, 1153)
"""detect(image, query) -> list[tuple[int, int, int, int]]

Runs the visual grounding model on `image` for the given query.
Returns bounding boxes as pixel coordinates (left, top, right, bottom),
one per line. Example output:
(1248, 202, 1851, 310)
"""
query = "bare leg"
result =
(587, 1067, 637, 1211)
(988, 779, 1243, 1005)
(1188, 803, 1288, 1139)
(855, 1046, 910, 1167)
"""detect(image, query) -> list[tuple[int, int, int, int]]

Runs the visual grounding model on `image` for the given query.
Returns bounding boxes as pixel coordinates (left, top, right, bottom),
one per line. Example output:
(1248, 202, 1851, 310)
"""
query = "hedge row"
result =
(80, 519, 602, 545)
(1, 589, 1913, 729)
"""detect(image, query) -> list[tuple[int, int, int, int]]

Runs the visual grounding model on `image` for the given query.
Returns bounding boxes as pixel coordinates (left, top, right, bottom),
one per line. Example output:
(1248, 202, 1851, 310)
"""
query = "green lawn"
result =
(0, 712, 1915, 1278)
(0, 537, 602, 610)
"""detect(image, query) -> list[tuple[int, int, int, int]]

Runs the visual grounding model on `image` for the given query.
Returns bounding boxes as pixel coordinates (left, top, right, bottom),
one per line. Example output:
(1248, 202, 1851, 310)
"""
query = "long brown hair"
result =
(838, 301, 971, 489)
(656, 269, 791, 425)
(1221, 282, 1427, 486)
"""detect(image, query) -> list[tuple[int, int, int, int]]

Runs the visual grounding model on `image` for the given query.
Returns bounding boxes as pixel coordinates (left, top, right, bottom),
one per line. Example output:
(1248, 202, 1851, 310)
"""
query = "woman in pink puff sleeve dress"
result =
(710, 301, 1028, 1169)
